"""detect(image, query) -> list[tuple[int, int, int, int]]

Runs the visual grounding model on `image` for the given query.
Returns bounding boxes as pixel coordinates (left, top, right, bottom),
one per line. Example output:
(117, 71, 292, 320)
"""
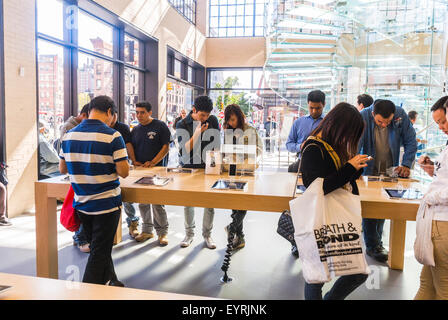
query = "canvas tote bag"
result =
(290, 137, 370, 283)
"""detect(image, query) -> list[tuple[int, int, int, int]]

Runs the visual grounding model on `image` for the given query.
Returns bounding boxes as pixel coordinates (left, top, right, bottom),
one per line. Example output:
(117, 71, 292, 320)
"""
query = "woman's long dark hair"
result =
(223, 104, 246, 130)
(310, 102, 365, 163)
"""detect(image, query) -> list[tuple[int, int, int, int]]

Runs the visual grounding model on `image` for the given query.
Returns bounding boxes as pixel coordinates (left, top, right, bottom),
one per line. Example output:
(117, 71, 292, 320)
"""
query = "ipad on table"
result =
(211, 180, 247, 191)
(135, 176, 170, 186)
(384, 188, 423, 200)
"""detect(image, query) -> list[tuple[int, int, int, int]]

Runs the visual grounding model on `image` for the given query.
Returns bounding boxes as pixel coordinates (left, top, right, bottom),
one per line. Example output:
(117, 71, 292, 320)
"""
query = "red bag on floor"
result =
(60, 186, 80, 232)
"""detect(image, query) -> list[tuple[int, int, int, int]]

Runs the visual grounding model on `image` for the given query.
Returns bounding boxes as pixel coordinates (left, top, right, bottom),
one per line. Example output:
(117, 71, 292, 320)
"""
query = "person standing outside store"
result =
(358, 99, 417, 263)
(59, 95, 129, 286)
(127, 102, 171, 246)
(176, 96, 220, 249)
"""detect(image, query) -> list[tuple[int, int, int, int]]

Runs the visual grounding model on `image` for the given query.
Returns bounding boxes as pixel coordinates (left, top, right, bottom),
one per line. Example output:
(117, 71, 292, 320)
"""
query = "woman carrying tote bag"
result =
(299, 103, 370, 300)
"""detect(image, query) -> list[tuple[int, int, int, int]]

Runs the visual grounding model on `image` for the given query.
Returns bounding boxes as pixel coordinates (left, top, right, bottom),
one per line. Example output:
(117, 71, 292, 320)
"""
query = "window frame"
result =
(35, 0, 158, 123)
(35, 0, 160, 179)
(208, 0, 265, 38)
(167, 46, 205, 91)
(167, 0, 197, 25)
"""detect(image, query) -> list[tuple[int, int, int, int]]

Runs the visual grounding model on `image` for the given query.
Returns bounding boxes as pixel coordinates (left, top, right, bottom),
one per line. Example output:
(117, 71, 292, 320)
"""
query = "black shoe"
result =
(366, 246, 388, 263)
(291, 245, 299, 258)
(106, 280, 125, 287)
(232, 235, 245, 250)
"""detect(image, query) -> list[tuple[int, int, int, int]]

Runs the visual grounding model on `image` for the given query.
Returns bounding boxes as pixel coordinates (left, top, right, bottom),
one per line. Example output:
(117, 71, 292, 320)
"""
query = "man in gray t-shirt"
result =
(373, 125, 393, 175)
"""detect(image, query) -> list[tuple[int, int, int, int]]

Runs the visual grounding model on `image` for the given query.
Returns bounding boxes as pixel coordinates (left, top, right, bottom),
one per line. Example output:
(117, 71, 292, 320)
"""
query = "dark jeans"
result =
(228, 210, 247, 237)
(362, 218, 385, 250)
(305, 273, 368, 300)
(265, 138, 271, 152)
(77, 209, 121, 285)
(73, 223, 90, 246)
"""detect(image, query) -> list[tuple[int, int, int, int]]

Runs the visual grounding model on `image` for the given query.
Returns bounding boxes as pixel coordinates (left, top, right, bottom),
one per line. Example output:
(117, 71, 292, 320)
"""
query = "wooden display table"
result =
(0, 272, 213, 300)
(35, 168, 420, 279)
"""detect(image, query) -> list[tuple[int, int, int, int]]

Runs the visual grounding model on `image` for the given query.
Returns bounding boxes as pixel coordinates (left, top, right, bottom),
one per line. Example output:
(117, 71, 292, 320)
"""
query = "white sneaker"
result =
(204, 236, 216, 249)
(180, 235, 194, 248)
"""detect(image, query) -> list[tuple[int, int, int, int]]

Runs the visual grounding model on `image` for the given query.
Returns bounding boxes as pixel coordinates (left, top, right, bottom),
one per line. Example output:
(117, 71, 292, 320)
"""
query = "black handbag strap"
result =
(292, 142, 324, 198)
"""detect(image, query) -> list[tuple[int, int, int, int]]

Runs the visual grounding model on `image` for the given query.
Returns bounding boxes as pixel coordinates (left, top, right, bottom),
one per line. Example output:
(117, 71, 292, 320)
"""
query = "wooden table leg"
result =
(113, 211, 122, 245)
(35, 183, 58, 279)
(388, 219, 407, 270)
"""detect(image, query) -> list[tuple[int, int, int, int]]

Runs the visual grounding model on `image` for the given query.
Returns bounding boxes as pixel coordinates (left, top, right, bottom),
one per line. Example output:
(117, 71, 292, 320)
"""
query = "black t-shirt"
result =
(176, 112, 221, 168)
(131, 119, 172, 166)
(113, 122, 131, 144)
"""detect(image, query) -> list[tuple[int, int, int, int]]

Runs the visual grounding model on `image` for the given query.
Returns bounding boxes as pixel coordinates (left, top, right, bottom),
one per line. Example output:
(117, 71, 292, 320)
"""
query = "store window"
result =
(78, 53, 114, 107)
(209, 0, 266, 37)
(78, 11, 114, 58)
(124, 67, 141, 127)
(37, 0, 64, 40)
(168, 0, 196, 25)
(166, 47, 205, 129)
(36, 0, 155, 179)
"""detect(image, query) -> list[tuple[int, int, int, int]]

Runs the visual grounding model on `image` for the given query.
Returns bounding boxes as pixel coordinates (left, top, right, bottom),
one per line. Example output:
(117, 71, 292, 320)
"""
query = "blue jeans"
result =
(123, 202, 140, 226)
(362, 218, 385, 250)
(305, 274, 368, 300)
(73, 223, 90, 246)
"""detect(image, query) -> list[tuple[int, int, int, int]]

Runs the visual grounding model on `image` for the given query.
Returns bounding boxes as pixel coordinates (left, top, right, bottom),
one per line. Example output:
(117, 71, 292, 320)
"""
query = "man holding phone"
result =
(176, 96, 221, 249)
(358, 99, 417, 263)
(418, 96, 448, 176)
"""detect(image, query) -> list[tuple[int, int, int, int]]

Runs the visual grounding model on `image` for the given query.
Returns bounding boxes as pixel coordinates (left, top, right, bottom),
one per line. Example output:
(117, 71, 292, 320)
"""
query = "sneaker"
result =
(366, 246, 388, 263)
(180, 235, 194, 248)
(78, 243, 90, 253)
(0, 218, 12, 226)
(129, 221, 139, 238)
(158, 235, 168, 246)
(135, 232, 154, 242)
(232, 235, 245, 250)
(106, 279, 125, 287)
(204, 236, 216, 249)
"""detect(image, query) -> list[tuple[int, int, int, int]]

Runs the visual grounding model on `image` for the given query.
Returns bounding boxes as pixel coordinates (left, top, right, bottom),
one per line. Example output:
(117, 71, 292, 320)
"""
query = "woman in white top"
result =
(414, 100, 448, 300)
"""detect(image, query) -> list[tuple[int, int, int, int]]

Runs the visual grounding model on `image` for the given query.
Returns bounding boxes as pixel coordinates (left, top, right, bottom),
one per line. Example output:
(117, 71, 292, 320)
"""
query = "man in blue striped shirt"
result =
(59, 95, 130, 287)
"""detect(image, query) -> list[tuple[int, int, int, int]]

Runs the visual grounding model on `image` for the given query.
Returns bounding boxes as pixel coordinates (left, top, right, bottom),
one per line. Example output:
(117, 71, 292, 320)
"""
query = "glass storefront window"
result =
(124, 35, 140, 67)
(78, 53, 114, 110)
(209, 69, 253, 89)
(37, 40, 64, 143)
(209, 0, 266, 37)
(37, 0, 64, 40)
(174, 60, 182, 79)
(125, 68, 141, 127)
(78, 10, 114, 58)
